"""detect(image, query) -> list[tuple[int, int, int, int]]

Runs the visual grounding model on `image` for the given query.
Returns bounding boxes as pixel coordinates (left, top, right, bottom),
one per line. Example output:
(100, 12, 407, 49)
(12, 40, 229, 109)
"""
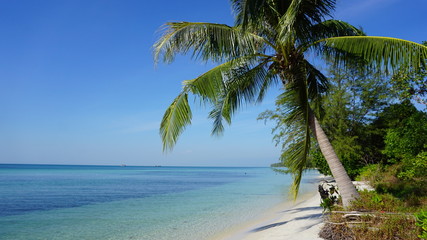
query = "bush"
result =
(349, 191, 406, 212)
(320, 211, 419, 240)
(320, 191, 422, 240)
(320, 197, 335, 213)
(415, 209, 427, 239)
(382, 108, 427, 161)
(356, 164, 382, 182)
(360, 161, 427, 203)
(398, 152, 427, 180)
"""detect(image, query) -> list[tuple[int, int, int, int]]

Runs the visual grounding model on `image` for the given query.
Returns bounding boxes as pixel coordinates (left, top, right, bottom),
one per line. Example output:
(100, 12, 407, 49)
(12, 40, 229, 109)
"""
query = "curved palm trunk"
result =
(308, 110, 360, 208)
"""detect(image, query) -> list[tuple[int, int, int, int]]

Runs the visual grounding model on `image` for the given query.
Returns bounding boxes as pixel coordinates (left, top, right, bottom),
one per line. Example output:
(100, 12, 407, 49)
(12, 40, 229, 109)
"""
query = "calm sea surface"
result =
(0, 164, 320, 240)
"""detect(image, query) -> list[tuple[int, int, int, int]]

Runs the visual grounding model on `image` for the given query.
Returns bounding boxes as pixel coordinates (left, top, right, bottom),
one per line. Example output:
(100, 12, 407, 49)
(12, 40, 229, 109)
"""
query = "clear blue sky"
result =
(1, 0, 426, 167)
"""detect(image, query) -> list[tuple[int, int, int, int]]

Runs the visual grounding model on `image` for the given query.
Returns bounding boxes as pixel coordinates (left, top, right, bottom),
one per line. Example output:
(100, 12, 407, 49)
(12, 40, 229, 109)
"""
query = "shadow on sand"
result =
(250, 206, 323, 233)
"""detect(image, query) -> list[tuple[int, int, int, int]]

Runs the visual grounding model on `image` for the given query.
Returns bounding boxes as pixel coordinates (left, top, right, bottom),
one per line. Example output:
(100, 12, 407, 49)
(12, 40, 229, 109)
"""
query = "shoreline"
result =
(211, 179, 324, 240)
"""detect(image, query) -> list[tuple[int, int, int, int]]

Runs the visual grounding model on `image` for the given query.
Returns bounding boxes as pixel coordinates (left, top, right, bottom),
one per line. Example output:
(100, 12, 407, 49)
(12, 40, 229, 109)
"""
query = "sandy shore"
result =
(215, 191, 324, 240)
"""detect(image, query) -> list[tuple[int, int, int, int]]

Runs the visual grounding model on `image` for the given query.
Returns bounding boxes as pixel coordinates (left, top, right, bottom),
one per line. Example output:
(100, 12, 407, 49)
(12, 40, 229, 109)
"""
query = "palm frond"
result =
(298, 0, 336, 23)
(257, 70, 280, 102)
(317, 36, 427, 73)
(207, 58, 276, 136)
(277, 0, 303, 45)
(276, 68, 312, 199)
(305, 60, 328, 108)
(286, 128, 311, 199)
(208, 97, 229, 136)
(160, 90, 192, 151)
(276, 89, 311, 199)
(154, 22, 266, 64)
(231, 0, 287, 29)
(299, 20, 362, 50)
(184, 63, 230, 104)
(184, 55, 263, 102)
(177, 55, 274, 136)
(225, 57, 273, 103)
(277, 0, 337, 45)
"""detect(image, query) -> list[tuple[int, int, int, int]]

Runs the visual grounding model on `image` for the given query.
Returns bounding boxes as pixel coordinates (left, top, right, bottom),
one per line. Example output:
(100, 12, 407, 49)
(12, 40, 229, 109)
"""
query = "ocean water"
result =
(0, 164, 320, 240)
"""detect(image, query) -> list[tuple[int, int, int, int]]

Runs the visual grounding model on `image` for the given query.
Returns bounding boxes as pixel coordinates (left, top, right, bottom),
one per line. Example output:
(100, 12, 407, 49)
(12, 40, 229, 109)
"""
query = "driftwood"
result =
(331, 211, 416, 220)
(331, 210, 415, 215)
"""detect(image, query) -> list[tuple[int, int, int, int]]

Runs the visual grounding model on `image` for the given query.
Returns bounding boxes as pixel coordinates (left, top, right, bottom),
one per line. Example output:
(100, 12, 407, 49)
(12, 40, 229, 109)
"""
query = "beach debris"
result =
(352, 181, 375, 192)
(318, 180, 374, 205)
(318, 180, 340, 204)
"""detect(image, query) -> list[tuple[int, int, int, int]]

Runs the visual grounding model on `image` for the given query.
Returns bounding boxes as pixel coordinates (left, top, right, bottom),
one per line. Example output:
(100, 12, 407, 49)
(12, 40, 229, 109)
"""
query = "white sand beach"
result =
(215, 192, 324, 240)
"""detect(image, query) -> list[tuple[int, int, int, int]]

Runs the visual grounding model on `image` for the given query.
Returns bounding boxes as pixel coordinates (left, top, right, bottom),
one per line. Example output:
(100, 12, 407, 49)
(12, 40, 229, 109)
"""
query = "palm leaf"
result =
(184, 63, 229, 104)
(160, 58, 252, 150)
(176, 55, 272, 136)
(207, 58, 276, 135)
(275, 60, 314, 199)
(276, 85, 311, 199)
(224, 57, 272, 104)
(277, 0, 337, 45)
(256, 69, 280, 102)
(299, 20, 362, 50)
(305, 60, 328, 107)
(231, 0, 286, 29)
(160, 90, 192, 151)
(154, 22, 267, 64)
(184, 55, 263, 102)
(317, 36, 427, 73)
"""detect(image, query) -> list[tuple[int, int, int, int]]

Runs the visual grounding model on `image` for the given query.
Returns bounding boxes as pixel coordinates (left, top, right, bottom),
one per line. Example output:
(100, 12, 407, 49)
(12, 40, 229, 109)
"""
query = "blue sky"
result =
(1, 0, 426, 167)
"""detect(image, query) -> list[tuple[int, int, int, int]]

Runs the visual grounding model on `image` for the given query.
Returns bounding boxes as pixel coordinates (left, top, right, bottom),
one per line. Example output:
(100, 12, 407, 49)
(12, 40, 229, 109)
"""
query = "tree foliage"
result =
(379, 101, 427, 161)
(261, 61, 394, 179)
(154, 0, 427, 203)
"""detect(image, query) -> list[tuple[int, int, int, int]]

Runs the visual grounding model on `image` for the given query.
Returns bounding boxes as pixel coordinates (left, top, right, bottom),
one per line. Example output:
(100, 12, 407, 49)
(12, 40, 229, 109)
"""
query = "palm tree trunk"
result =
(308, 109, 360, 208)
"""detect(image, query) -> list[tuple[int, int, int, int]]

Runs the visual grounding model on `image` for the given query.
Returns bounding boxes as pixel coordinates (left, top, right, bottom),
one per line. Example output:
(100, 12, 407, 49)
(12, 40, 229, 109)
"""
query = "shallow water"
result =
(0, 164, 320, 240)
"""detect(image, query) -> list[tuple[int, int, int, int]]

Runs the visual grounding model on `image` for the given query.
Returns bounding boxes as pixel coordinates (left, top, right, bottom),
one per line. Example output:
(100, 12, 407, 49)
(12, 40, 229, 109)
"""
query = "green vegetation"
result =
(154, 0, 427, 208)
(320, 189, 426, 239)
(263, 66, 427, 180)
(320, 208, 420, 240)
(323, 131, 427, 239)
(416, 210, 427, 239)
(320, 160, 426, 239)
(262, 40, 427, 238)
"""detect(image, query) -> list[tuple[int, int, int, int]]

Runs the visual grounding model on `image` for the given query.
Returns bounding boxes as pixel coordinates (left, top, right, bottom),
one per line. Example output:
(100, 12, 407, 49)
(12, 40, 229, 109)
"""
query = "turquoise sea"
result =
(0, 164, 320, 240)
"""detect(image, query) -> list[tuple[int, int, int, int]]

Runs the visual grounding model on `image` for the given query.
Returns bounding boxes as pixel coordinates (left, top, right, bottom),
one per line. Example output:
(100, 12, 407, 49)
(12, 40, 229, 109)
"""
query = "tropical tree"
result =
(153, 0, 427, 207)
(259, 61, 393, 179)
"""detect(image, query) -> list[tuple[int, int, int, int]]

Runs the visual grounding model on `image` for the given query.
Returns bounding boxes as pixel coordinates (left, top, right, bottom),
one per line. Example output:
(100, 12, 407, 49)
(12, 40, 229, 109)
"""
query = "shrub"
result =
(320, 212, 419, 240)
(356, 164, 382, 182)
(398, 152, 427, 180)
(415, 209, 427, 239)
(381, 101, 427, 161)
(363, 161, 427, 203)
(320, 191, 422, 240)
(320, 197, 335, 213)
(349, 191, 404, 212)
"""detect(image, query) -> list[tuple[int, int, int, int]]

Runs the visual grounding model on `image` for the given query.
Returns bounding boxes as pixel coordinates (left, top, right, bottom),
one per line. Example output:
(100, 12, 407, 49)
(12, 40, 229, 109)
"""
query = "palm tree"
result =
(153, 0, 427, 208)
